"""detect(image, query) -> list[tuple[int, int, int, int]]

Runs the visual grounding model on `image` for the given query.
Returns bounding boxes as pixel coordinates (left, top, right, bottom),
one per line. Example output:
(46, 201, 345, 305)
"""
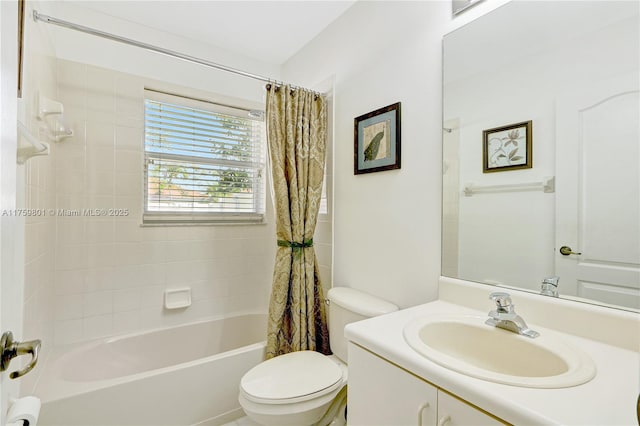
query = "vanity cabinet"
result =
(348, 342, 437, 425)
(436, 391, 505, 426)
(348, 343, 507, 426)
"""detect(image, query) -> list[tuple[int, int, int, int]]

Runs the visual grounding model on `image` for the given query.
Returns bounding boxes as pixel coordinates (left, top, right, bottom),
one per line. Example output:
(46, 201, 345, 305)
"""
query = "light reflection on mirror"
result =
(442, 1, 639, 311)
(452, 0, 485, 16)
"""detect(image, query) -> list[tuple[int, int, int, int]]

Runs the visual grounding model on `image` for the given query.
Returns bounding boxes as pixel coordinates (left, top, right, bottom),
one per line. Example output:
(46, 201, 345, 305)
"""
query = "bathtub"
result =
(35, 313, 267, 426)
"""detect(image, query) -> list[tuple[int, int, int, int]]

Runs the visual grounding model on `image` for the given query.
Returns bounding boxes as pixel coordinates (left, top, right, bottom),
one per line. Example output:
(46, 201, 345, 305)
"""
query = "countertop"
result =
(344, 300, 640, 426)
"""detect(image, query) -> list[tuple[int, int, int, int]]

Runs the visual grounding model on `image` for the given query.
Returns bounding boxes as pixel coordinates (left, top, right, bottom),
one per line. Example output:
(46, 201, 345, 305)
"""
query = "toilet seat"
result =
(240, 351, 344, 405)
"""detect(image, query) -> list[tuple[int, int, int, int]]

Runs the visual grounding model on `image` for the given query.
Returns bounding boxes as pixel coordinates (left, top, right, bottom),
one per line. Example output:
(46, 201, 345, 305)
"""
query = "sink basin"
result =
(403, 314, 596, 388)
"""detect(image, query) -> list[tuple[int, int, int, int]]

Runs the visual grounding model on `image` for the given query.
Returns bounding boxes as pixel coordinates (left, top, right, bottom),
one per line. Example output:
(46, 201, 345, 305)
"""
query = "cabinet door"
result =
(348, 343, 438, 426)
(437, 391, 507, 426)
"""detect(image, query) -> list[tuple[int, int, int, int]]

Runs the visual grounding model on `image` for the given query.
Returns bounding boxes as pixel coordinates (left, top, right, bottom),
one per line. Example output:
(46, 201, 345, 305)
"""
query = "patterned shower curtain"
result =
(264, 84, 331, 358)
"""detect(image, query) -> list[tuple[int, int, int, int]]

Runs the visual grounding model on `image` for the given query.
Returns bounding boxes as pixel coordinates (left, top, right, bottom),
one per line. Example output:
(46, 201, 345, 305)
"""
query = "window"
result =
(319, 173, 328, 216)
(143, 90, 265, 224)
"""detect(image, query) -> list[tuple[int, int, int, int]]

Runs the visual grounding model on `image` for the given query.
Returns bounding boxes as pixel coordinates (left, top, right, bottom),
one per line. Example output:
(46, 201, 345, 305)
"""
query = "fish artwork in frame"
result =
(354, 102, 401, 175)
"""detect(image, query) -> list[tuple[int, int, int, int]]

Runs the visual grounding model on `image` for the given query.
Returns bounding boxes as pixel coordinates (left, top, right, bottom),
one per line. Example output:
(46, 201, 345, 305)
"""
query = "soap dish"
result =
(164, 288, 191, 310)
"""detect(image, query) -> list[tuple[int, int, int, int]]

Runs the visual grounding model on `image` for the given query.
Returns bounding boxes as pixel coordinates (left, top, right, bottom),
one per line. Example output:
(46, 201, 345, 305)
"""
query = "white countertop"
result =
(345, 300, 640, 426)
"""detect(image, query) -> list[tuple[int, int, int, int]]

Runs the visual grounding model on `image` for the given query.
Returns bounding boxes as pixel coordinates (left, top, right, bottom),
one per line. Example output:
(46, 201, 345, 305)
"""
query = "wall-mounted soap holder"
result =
(36, 92, 73, 142)
(17, 122, 49, 165)
(164, 288, 192, 310)
(37, 93, 64, 119)
(47, 116, 74, 142)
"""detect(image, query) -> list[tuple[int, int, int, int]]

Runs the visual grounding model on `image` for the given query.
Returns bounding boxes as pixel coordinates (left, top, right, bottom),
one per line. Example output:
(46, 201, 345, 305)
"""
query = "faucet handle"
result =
(489, 292, 513, 311)
(541, 276, 560, 297)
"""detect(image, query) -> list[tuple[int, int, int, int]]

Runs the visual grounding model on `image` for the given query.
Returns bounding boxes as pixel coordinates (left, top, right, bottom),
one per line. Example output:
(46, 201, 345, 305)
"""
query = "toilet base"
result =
(239, 384, 346, 426)
(314, 386, 347, 426)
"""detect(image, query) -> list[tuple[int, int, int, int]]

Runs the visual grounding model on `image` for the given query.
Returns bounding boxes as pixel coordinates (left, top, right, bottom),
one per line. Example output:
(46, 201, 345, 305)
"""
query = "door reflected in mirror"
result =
(442, 1, 639, 311)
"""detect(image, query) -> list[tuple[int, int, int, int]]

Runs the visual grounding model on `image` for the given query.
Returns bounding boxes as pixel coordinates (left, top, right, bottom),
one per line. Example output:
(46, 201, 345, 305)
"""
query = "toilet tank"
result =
(327, 287, 398, 363)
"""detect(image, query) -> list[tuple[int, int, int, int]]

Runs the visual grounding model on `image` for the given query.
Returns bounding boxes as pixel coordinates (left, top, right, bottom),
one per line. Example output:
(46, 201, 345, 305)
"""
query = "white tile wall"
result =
(20, 1, 58, 395)
(316, 89, 334, 298)
(51, 59, 278, 345)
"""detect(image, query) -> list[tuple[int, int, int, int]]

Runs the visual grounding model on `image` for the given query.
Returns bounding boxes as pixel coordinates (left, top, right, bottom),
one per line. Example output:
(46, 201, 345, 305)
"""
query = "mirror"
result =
(442, 1, 639, 311)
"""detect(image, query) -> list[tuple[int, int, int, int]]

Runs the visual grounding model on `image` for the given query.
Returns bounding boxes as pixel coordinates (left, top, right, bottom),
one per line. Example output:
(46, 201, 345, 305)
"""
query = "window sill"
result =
(142, 213, 266, 226)
(140, 221, 267, 227)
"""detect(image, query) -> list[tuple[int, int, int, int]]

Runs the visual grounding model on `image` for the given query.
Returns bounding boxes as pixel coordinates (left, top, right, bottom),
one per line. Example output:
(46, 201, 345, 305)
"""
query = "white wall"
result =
(282, 1, 445, 308)
(282, 0, 509, 308)
(46, 1, 279, 106)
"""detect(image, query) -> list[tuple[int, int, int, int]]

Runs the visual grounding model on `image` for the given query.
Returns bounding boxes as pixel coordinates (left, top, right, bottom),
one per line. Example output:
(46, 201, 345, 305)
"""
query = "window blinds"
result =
(143, 90, 265, 223)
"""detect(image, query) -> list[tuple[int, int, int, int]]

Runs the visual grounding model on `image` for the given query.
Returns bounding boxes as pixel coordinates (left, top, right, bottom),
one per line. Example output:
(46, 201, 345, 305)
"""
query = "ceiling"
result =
(62, 1, 356, 65)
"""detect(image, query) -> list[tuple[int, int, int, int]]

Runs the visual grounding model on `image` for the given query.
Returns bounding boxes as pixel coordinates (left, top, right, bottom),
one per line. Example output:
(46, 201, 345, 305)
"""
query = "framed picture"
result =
(354, 102, 401, 175)
(482, 120, 532, 173)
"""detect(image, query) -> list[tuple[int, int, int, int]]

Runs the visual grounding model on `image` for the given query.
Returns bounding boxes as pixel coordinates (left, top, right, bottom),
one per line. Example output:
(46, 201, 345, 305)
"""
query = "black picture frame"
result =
(482, 120, 532, 173)
(354, 102, 401, 175)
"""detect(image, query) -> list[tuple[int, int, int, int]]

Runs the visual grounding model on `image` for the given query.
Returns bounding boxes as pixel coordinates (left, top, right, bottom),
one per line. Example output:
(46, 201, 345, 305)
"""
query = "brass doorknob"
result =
(0, 331, 41, 379)
(559, 246, 582, 256)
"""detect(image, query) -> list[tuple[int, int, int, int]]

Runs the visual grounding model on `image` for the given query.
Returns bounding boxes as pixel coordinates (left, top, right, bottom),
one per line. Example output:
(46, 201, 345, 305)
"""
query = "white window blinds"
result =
(143, 90, 265, 223)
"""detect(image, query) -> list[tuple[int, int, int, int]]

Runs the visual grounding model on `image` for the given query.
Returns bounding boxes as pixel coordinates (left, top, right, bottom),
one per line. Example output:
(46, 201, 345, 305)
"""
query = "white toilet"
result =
(238, 287, 398, 426)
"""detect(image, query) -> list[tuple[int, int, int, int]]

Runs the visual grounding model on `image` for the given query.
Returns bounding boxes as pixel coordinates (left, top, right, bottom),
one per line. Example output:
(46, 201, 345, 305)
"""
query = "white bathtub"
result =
(35, 313, 267, 426)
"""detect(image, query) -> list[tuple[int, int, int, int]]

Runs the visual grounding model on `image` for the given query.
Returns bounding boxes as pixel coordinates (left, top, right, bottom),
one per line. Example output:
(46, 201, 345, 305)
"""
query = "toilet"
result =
(238, 287, 398, 426)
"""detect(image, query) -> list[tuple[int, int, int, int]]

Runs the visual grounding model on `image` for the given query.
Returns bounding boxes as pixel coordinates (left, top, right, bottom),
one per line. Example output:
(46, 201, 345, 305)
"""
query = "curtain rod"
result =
(33, 10, 308, 91)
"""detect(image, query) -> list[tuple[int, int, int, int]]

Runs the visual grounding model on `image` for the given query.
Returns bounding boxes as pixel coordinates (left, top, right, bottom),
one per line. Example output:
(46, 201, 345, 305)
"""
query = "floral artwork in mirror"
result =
(482, 121, 532, 173)
(354, 102, 401, 175)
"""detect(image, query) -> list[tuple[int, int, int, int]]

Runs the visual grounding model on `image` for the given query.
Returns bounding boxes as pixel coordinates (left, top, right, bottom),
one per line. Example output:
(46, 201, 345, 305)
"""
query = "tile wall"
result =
(50, 59, 278, 345)
(21, 2, 57, 354)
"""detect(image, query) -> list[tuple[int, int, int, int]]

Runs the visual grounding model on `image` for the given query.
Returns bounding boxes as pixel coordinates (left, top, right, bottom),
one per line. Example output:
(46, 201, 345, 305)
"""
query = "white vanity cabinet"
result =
(348, 342, 437, 425)
(436, 391, 505, 426)
(348, 343, 507, 426)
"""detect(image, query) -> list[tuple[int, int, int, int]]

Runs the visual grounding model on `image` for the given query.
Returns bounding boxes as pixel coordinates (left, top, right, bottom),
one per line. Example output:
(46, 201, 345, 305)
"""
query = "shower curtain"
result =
(264, 84, 330, 358)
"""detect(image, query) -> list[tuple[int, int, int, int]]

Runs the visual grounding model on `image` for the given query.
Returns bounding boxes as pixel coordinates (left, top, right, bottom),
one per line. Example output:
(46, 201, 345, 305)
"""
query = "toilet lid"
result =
(240, 351, 343, 402)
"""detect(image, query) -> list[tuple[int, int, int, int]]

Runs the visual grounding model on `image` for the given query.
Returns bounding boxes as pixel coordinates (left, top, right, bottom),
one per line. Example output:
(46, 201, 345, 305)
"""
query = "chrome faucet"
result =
(540, 276, 560, 297)
(485, 292, 539, 338)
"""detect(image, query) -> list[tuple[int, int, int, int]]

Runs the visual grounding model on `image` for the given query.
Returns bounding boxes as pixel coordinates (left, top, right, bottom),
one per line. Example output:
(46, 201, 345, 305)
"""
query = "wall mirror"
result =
(442, 1, 639, 311)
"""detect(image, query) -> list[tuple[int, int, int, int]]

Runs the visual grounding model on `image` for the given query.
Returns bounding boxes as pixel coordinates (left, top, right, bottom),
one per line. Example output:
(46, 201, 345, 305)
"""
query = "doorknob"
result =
(559, 246, 582, 256)
(0, 331, 41, 379)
